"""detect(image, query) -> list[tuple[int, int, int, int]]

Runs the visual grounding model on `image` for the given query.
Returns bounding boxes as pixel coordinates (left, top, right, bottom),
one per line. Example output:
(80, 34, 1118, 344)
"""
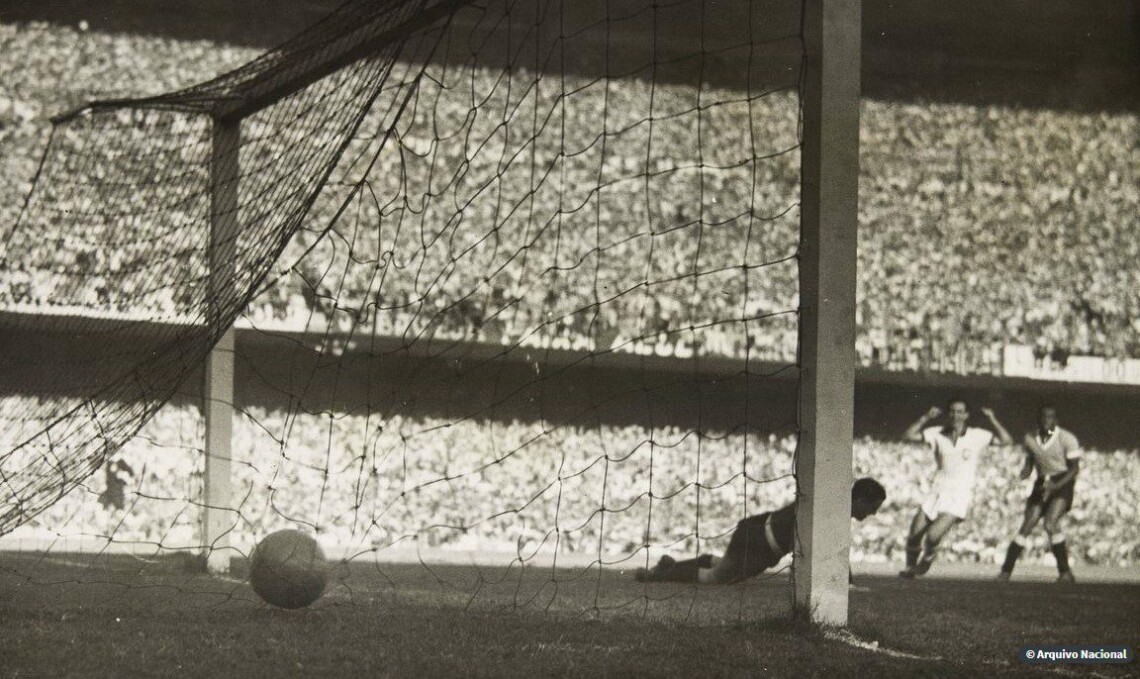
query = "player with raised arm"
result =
(997, 406, 1081, 583)
(898, 399, 1013, 578)
(634, 478, 886, 584)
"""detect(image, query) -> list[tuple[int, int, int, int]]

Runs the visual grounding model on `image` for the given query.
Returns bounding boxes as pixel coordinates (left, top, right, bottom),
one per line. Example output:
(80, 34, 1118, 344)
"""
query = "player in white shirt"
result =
(997, 406, 1081, 583)
(899, 399, 1013, 578)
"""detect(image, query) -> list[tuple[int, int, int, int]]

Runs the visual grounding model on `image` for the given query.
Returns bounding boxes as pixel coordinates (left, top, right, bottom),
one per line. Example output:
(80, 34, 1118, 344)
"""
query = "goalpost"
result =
(795, 0, 861, 624)
(1, 0, 859, 625)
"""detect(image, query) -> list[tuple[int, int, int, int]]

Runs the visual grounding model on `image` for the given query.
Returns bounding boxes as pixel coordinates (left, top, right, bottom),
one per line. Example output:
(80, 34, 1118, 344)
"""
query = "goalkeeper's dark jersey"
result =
(718, 502, 795, 582)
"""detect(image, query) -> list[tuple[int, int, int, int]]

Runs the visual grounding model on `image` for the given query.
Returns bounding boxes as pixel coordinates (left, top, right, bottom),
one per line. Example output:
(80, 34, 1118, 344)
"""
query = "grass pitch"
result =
(1, 552, 1136, 678)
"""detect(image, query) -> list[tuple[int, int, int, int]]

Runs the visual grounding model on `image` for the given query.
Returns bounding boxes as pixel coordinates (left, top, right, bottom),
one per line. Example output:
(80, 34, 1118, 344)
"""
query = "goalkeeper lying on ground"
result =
(635, 477, 886, 584)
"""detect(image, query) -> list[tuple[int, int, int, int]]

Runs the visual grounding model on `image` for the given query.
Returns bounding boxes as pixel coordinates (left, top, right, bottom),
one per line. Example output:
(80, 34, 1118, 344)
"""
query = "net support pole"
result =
(794, 0, 861, 626)
(202, 118, 240, 574)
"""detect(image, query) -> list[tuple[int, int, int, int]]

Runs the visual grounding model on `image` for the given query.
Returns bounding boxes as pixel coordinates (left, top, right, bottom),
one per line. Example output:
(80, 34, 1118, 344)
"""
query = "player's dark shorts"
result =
(1027, 473, 1076, 513)
(718, 514, 782, 583)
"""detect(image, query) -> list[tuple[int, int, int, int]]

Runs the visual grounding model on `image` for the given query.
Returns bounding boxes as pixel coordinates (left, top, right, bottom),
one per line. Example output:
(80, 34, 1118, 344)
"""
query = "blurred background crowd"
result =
(8, 399, 1138, 568)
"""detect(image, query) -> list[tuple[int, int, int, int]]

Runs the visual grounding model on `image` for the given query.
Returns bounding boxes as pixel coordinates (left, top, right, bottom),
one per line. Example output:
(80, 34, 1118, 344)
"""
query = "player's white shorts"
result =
(921, 485, 972, 520)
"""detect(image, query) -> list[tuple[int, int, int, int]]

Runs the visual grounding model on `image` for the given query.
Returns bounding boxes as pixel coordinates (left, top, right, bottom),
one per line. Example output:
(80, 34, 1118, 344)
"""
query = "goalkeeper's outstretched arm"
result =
(635, 479, 886, 585)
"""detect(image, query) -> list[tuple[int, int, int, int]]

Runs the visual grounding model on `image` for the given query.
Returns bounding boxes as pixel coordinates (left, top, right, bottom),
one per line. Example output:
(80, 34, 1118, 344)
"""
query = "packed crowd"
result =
(8, 399, 1137, 568)
(2, 21, 1138, 375)
(859, 104, 1140, 370)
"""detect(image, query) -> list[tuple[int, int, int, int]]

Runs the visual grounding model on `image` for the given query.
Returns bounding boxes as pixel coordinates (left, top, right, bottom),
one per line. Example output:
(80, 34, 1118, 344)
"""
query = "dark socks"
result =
(1051, 540, 1070, 574)
(905, 536, 922, 568)
(1002, 541, 1024, 574)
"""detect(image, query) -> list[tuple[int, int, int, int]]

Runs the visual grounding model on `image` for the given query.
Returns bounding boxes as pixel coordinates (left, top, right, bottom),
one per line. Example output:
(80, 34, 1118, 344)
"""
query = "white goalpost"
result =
(794, 0, 861, 624)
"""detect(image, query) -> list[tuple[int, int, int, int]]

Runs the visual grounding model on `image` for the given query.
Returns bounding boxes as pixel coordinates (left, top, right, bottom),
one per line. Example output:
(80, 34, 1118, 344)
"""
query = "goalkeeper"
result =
(635, 477, 886, 584)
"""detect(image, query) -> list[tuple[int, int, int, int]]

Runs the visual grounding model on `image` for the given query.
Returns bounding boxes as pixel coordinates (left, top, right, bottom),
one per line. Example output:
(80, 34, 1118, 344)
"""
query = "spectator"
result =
(98, 455, 135, 512)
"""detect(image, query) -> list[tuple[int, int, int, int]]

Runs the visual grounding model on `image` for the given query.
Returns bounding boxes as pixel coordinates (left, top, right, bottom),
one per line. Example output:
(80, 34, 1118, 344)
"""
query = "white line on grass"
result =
(823, 629, 940, 660)
(38, 555, 104, 571)
(36, 553, 250, 588)
(825, 629, 1118, 679)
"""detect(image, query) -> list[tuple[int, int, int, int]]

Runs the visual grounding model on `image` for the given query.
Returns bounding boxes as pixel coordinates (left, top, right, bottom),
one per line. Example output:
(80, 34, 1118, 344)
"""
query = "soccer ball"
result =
(249, 529, 328, 609)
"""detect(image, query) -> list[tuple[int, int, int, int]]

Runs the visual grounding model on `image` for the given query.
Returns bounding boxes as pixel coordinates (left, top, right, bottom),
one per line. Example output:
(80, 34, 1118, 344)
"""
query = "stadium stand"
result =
(2, 22, 1137, 373)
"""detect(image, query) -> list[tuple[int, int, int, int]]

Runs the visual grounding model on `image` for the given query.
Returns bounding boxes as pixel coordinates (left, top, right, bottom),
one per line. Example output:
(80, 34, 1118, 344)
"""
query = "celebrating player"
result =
(898, 399, 1013, 578)
(997, 406, 1081, 583)
(634, 478, 886, 584)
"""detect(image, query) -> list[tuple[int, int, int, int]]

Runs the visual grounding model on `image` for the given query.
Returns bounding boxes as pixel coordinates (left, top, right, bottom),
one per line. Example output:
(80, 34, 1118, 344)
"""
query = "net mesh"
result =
(1, 0, 807, 615)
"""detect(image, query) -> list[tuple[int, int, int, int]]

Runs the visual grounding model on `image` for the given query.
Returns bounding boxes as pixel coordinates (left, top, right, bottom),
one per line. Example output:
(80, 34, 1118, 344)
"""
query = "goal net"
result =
(1, 0, 806, 617)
